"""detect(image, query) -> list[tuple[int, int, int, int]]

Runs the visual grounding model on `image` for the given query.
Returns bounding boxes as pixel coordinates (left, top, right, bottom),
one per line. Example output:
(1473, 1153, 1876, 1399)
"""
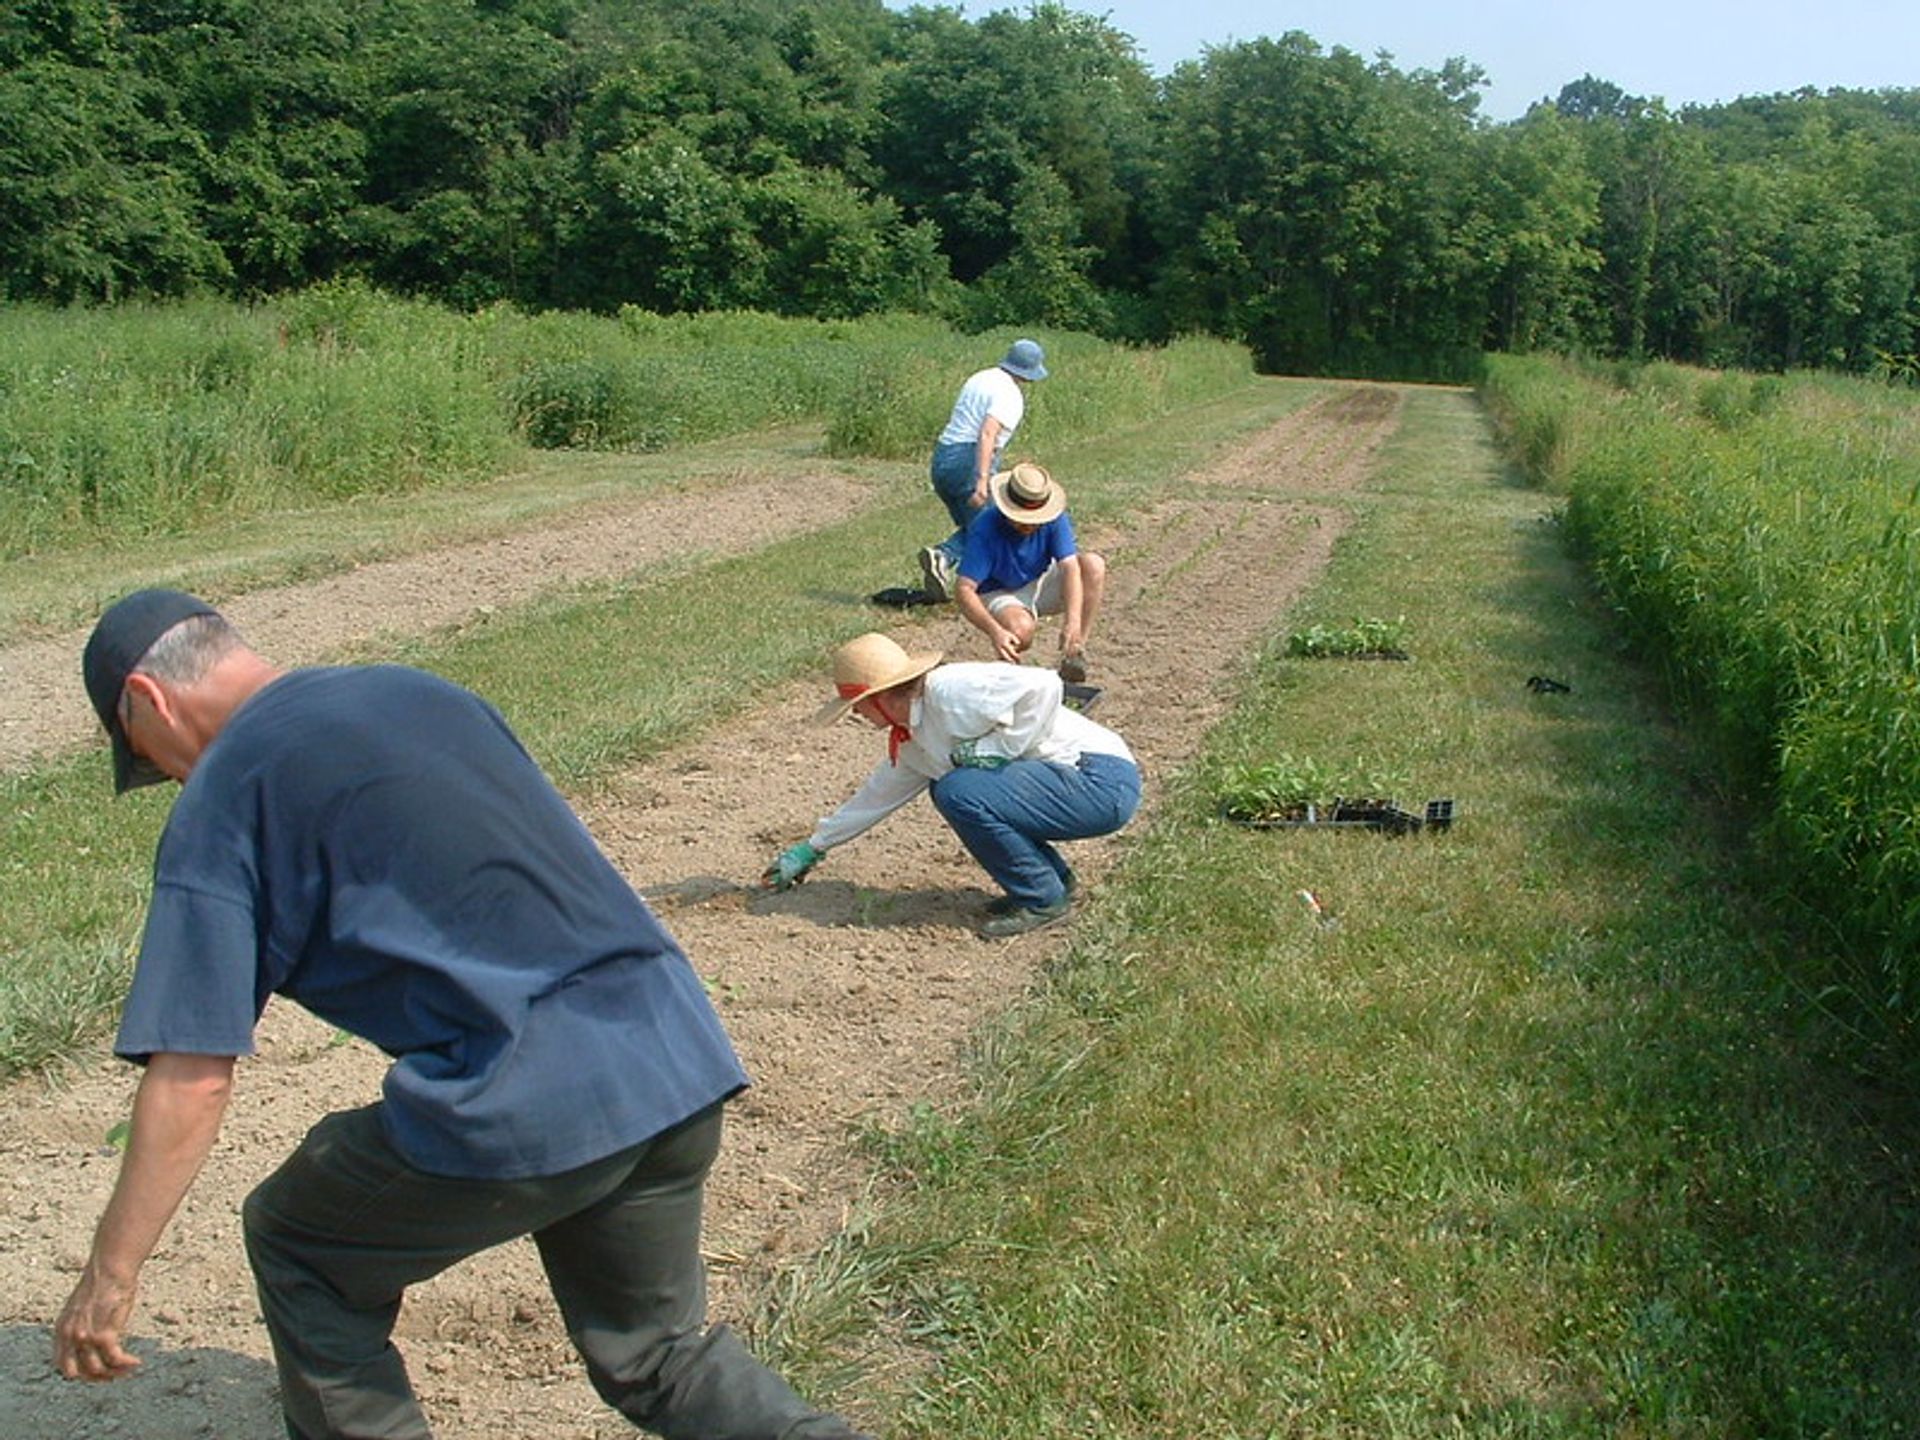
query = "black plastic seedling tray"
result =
(1062, 682, 1103, 713)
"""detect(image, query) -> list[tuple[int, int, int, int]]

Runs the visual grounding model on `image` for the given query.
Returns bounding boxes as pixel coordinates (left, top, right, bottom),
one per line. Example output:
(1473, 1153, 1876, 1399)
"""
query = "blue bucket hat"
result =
(999, 338, 1048, 382)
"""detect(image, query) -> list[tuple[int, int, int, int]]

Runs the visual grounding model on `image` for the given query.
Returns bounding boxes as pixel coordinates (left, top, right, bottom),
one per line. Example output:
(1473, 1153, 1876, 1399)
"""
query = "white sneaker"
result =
(918, 545, 955, 601)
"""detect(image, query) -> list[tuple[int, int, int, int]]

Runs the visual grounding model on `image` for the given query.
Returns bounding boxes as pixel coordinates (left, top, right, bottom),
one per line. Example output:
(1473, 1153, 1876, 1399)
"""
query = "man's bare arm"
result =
(54, 1052, 236, 1381)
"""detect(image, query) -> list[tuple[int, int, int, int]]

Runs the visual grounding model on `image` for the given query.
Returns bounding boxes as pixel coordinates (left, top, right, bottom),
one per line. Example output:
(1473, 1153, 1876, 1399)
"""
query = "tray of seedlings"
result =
(1217, 755, 1453, 834)
(1284, 616, 1410, 662)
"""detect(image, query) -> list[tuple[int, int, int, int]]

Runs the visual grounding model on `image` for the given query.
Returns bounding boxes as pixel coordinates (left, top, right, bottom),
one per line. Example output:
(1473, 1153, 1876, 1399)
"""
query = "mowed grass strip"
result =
(0, 381, 1306, 1077)
(782, 388, 1920, 1437)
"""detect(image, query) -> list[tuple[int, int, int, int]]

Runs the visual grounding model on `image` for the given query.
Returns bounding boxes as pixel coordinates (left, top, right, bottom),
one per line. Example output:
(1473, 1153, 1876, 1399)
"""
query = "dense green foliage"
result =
(5, 1, 1917, 376)
(1482, 354, 1920, 1030)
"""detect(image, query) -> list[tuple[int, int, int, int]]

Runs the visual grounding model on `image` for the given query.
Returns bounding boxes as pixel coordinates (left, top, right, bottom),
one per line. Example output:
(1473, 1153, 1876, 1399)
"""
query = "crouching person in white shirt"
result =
(761, 632, 1140, 938)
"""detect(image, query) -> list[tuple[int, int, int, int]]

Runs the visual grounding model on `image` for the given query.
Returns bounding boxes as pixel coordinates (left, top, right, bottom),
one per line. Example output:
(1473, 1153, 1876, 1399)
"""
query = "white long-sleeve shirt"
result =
(808, 663, 1134, 852)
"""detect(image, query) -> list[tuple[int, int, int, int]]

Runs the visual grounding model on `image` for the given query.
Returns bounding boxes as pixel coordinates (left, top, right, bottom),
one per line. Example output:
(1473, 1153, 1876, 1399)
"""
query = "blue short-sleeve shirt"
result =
(116, 666, 748, 1180)
(957, 508, 1077, 594)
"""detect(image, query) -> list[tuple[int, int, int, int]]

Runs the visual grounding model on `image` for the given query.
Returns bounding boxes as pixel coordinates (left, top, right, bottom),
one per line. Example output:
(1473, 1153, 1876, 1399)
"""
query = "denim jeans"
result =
(930, 752, 1141, 907)
(244, 1103, 863, 1440)
(929, 441, 984, 564)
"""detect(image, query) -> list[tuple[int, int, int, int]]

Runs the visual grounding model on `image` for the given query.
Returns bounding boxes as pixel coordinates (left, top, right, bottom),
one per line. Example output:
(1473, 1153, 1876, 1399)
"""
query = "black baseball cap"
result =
(82, 589, 219, 793)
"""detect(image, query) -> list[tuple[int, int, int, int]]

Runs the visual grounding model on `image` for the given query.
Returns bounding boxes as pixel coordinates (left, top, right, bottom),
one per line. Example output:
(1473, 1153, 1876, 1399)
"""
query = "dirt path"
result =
(0, 386, 1405, 1440)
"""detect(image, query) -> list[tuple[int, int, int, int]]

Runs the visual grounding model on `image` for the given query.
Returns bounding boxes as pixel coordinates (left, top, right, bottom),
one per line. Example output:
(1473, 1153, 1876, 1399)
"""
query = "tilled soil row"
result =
(0, 387, 1406, 1440)
(0, 470, 883, 774)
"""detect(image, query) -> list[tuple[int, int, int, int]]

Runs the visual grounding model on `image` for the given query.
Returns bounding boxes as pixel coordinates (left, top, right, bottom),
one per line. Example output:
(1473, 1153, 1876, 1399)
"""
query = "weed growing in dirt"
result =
(827, 388, 1920, 1438)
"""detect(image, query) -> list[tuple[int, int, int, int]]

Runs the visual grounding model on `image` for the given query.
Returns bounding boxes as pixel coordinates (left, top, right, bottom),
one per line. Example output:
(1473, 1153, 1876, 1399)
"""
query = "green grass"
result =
(764, 388, 1920, 1437)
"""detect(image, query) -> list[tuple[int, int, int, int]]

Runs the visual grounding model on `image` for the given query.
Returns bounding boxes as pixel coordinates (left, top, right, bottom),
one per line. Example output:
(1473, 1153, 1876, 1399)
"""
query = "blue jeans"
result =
(930, 752, 1142, 908)
(929, 441, 984, 564)
(244, 1104, 863, 1440)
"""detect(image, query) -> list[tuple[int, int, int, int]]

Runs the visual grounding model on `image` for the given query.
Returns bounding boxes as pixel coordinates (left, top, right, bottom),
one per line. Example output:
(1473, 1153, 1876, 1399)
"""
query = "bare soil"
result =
(0, 386, 1405, 1439)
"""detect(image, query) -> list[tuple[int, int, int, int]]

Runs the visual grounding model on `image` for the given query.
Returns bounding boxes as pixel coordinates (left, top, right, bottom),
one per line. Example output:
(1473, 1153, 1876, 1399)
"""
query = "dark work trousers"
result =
(243, 1101, 865, 1440)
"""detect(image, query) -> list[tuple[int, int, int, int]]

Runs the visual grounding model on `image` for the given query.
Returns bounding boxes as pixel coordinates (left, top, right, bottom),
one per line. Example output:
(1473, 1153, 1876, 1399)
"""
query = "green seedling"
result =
(1215, 753, 1407, 821)
(1285, 615, 1409, 658)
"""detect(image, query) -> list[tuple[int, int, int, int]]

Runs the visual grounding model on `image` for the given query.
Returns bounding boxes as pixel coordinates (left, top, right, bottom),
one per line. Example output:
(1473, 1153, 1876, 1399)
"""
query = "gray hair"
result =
(133, 612, 245, 686)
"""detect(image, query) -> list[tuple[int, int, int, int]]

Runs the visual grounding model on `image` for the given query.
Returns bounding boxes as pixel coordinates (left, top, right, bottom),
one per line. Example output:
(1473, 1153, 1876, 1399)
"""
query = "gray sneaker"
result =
(918, 545, 955, 601)
(980, 896, 1071, 939)
(985, 869, 1077, 917)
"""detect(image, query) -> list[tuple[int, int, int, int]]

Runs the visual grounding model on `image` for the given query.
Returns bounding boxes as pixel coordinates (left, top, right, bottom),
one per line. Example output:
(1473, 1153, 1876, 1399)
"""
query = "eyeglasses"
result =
(117, 683, 140, 740)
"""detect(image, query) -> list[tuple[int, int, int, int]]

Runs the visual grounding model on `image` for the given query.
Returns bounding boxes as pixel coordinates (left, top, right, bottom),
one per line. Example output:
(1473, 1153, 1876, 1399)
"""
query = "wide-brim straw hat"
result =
(813, 632, 943, 724)
(989, 461, 1067, 525)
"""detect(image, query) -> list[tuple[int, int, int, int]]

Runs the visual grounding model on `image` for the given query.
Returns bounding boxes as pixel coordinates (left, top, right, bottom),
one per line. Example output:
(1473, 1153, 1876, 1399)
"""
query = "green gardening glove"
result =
(949, 739, 1010, 771)
(762, 841, 822, 891)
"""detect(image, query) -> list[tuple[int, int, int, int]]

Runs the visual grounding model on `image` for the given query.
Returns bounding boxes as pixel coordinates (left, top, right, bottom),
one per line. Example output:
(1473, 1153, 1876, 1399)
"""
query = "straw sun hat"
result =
(989, 461, 1066, 525)
(814, 632, 943, 724)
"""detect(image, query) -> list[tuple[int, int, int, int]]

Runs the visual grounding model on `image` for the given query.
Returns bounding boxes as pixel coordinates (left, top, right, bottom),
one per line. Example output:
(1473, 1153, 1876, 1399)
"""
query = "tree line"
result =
(5, 0, 1917, 378)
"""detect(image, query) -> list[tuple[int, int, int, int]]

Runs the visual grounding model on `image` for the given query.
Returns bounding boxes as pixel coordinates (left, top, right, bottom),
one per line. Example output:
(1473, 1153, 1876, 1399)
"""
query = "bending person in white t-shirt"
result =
(917, 338, 1047, 600)
(761, 632, 1140, 939)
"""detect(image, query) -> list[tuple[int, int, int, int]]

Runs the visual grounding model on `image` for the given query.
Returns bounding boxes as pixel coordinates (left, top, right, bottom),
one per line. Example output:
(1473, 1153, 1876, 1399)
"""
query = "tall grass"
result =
(0, 290, 509, 556)
(0, 289, 1254, 557)
(483, 306, 958, 449)
(1480, 353, 1920, 1036)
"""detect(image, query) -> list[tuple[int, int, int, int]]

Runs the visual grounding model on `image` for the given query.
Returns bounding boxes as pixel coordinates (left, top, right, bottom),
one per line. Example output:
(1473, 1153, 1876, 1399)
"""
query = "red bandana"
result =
(839, 683, 913, 765)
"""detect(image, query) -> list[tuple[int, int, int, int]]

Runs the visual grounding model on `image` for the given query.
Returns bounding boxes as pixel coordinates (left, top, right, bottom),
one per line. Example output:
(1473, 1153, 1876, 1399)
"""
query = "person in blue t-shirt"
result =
(953, 462, 1106, 682)
(55, 590, 873, 1440)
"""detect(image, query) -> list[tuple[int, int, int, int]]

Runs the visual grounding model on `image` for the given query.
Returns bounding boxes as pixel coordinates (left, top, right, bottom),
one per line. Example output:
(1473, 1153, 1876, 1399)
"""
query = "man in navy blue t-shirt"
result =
(54, 589, 872, 1440)
(953, 462, 1106, 682)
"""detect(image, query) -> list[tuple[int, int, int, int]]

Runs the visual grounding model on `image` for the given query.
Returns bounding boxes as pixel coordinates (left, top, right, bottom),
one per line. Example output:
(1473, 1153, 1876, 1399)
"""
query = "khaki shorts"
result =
(982, 560, 1065, 619)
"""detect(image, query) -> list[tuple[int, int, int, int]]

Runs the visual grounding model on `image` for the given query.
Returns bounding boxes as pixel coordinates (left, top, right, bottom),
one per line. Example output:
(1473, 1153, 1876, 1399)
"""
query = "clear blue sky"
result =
(888, 1, 1920, 122)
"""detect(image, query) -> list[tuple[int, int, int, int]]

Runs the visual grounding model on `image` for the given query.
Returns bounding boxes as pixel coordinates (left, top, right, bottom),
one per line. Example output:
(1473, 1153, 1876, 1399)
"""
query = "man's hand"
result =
(55, 1266, 142, 1381)
(762, 841, 821, 891)
(52, 1052, 234, 1385)
(991, 625, 1025, 664)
